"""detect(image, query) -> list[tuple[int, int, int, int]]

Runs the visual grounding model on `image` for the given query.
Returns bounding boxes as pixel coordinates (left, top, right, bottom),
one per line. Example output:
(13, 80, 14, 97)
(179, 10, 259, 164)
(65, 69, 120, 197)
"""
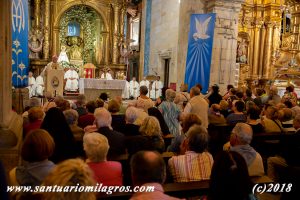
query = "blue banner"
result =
(185, 13, 216, 93)
(12, 0, 29, 88)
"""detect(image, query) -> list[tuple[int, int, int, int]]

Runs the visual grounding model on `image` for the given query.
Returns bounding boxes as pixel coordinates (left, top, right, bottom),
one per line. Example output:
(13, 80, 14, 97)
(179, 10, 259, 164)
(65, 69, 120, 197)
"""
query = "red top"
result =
(23, 120, 43, 137)
(78, 114, 95, 129)
(87, 161, 123, 186)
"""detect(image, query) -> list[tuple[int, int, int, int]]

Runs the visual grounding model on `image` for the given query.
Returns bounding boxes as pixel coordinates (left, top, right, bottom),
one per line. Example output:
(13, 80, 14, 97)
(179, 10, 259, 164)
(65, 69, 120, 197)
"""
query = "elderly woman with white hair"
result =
(94, 107, 126, 159)
(158, 89, 181, 138)
(84, 132, 123, 186)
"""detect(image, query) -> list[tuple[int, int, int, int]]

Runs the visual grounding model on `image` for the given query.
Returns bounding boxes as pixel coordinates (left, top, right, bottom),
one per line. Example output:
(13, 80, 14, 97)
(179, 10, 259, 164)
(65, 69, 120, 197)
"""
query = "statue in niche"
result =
(67, 37, 83, 60)
(28, 29, 44, 59)
(58, 45, 69, 63)
(237, 39, 248, 63)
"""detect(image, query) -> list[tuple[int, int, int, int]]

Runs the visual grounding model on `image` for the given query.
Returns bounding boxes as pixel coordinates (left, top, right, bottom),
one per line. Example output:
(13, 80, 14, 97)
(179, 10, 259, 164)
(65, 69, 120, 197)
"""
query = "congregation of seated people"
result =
(4, 83, 300, 199)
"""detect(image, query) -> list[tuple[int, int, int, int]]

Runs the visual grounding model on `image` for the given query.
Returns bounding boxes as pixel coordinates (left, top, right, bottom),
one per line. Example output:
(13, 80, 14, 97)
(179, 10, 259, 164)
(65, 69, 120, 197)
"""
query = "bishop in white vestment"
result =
(150, 77, 163, 99)
(129, 77, 140, 99)
(64, 68, 79, 91)
(27, 72, 36, 97)
(139, 77, 150, 97)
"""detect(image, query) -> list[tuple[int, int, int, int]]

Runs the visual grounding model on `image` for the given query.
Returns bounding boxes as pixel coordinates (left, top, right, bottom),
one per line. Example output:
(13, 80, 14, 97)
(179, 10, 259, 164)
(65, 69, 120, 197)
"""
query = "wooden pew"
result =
(99, 175, 273, 200)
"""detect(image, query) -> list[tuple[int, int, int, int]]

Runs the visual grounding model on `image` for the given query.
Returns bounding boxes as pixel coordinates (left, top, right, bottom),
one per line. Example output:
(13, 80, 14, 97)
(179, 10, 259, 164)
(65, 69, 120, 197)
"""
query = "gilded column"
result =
(43, 0, 50, 60)
(252, 21, 263, 79)
(270, 23, 281, 77)
(258, 25, 266, 77)
(263, 22, 274, 79)
(102, 32, 109, 64)
(53, 26, 60, 56)
(120, 4, 126, 39)
(112, 2, 121, 64)
(34, 0, 41, 29)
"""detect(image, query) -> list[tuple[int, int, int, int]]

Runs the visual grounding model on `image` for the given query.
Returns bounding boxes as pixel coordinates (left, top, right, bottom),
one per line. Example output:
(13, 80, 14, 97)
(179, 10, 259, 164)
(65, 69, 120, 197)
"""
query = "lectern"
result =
(45, 69, 64, 97)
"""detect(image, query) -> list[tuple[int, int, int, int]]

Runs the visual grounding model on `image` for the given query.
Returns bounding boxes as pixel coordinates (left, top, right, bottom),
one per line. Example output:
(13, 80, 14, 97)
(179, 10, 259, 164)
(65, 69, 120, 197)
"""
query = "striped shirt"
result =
(168, 151, 213, 183)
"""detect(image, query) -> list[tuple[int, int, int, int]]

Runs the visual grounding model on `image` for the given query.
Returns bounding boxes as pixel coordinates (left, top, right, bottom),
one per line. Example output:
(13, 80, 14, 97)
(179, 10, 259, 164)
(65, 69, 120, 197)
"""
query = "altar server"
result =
(35, 75, 44, 96)
(129, 77, 139, 99)
(101, 70, 113, 80)
(139, 76, 150, 97)
(122, 76, 130, 99)
(64, 67, 79, 92)
(27, 71, 36, 98)
(150, 76, 163, 99)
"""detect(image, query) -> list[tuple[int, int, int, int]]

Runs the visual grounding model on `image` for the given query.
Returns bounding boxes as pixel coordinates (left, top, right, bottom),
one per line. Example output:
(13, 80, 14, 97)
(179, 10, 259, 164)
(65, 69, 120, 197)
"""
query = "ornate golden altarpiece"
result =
(29, 0, 128, 77)
(237, 0, 283, 89)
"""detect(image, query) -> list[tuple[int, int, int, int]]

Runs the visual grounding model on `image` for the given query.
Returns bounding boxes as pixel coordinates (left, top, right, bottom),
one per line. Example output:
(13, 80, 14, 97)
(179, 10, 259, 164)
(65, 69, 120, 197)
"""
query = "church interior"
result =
(1, 0, 300, 199)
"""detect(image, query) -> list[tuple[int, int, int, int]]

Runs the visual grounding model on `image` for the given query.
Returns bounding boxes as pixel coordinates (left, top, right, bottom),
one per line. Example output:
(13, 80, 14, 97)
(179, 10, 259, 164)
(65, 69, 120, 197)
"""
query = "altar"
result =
(79, 78, 126, 101)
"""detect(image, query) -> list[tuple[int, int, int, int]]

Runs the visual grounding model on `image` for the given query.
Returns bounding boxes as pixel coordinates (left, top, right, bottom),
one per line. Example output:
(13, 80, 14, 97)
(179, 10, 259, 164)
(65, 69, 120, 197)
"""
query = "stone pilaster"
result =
(206, 0, 245, 93)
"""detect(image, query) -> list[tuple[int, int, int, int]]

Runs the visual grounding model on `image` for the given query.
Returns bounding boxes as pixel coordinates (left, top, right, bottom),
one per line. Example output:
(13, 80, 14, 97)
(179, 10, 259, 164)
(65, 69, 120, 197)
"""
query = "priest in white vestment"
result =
(139, 76, 150, 97)
(35, 75, 44, 96)
(64, 67, 79, 91)
(150, 76, 163, 99)
(27, 71, 36, 97)
(101, 71, 113, 80)
(122, 76, 130, 99)
(129, 77, 140, 99)
(40, 55, 63, 78)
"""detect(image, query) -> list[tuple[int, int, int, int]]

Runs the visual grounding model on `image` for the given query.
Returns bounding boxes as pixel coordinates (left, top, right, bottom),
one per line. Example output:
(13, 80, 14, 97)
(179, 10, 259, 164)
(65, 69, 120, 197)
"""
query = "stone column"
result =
(263, 22, 274, 79)
(112, 2, 121, 64)
(206, 0, 245, 92)
(34, 0, 41, 29)
(0, 0, 12, 128)
(43, 0, 50, 60)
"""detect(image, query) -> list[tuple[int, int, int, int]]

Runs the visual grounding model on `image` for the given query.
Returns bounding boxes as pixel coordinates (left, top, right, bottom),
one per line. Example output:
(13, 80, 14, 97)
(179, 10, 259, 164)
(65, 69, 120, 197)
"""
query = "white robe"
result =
(27, 77, 36, 97)
(140, 80, 150, 97)
(101, 73, 113, 80)
(64, 69, 79, 91)
(122, 80, 130, 99)
(129, 80, 140, 98)
(35, 76, 44, 96)
(150, 80, 163, 99)
(58, 51, 69, 63)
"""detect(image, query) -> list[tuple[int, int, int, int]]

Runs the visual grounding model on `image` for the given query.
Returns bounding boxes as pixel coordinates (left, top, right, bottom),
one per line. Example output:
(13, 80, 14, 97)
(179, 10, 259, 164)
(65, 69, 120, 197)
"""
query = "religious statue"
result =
(58, 45, 69, 63)
(28, 30, 44, 59)
(237, 39, 248, 63)
(70, 44, 82, 60)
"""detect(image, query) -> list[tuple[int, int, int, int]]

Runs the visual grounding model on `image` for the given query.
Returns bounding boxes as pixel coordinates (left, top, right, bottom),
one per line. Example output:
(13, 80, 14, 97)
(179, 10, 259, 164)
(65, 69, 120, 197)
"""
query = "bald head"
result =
(130, 151, 166, 186)
(231, 123, 253, 145)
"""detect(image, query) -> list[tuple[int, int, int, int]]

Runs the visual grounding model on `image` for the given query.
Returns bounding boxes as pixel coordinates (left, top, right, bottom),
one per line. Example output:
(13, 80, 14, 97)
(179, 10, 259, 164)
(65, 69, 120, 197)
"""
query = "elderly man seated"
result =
(168, 125, 214, 182)
(83, 132, 123, 186)
(123, 106, 140, 136)
(94, 107, 126, 159)
(130, 151, 181, 200)
(226, 123, 265, 177)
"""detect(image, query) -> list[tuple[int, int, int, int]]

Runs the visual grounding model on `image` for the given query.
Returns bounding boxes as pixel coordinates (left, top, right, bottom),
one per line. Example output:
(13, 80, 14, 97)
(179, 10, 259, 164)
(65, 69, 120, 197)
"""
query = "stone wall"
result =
(148, 0, 180, 84)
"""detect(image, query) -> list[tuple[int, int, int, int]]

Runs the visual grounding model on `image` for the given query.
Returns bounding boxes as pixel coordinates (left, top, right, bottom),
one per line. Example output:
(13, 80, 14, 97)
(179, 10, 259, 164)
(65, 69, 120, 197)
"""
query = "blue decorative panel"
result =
(68, 21, 80, 37)
(143, 0, 152, 76)
(185, 13, 216, 93)
(12, 0, 29, 88)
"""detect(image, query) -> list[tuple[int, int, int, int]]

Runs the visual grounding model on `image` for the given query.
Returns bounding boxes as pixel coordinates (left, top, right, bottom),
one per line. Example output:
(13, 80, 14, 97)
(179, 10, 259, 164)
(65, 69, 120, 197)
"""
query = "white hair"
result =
(63, 109, 79, 125)
(83, 132, 109, 162)
(232, 123, 253, 145)
(94, 107, 112, 128)
(125, 106, 138, 124)
(165, 89, 176, 102)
